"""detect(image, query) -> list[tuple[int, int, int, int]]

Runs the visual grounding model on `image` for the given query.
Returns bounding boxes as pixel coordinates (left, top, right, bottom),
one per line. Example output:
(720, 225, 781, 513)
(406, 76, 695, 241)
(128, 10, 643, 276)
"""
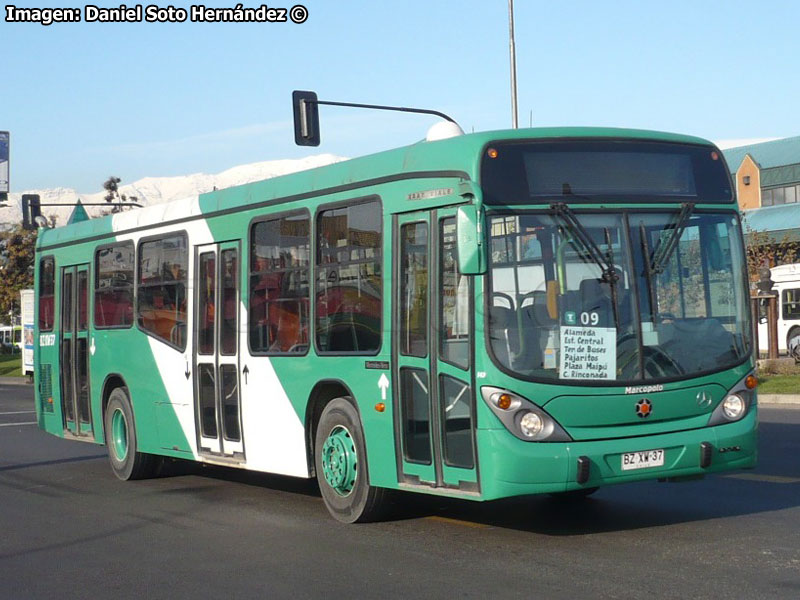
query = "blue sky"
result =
(2, 0, 799, 193)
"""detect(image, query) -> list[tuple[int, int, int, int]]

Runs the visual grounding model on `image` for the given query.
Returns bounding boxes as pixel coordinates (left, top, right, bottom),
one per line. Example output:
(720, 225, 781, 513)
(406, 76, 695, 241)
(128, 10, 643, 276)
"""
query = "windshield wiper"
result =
(649, 203, 695, 274)
(551, 203, 620, 328)
(551, 203, 619, 285)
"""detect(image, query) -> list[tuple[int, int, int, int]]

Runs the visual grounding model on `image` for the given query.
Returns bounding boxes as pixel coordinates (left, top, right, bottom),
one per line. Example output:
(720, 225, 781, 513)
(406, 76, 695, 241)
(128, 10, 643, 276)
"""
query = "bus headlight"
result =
(708, 373, 755, 426)
(722, 394, 745, 420)
(518, 411, 544, 438)
(481, 387, 572, 442)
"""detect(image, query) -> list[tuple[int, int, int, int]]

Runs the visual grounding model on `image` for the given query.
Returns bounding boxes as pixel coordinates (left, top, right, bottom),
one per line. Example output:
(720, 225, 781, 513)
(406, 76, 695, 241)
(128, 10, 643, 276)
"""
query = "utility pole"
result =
(508, 0, 519, 129)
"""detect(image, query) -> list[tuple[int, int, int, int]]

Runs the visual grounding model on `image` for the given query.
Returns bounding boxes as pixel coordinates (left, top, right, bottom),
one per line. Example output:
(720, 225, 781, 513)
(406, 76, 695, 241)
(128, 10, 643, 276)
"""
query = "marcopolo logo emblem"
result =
(635, 398, 652, 418)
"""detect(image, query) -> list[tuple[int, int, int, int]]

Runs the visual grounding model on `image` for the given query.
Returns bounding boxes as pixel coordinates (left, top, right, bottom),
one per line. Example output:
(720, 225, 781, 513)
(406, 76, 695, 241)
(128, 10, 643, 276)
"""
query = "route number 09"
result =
(580, 311, 599, 326)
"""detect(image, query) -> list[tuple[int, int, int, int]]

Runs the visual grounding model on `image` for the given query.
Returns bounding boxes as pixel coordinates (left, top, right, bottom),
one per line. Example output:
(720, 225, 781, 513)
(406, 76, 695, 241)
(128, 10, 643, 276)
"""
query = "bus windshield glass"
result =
(487, 211, 750, 383)
(481, 140, 733, 203)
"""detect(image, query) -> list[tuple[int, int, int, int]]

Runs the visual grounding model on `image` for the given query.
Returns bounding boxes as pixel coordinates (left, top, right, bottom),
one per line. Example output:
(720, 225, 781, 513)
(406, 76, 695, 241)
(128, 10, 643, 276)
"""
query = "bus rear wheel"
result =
(104, 387, 160, 480)
(788, 327, 800, 363)
(314, 398, 386, 523)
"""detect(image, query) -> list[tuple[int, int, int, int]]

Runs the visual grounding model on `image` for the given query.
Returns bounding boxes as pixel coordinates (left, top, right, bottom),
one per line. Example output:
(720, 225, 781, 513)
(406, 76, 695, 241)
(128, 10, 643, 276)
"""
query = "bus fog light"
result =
(722, 394, 745, 420)
(519, 411, 544, 437)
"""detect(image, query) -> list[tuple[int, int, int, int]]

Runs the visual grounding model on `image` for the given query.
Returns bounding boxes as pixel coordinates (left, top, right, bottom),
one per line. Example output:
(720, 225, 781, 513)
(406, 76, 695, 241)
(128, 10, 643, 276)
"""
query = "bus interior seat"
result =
(489, 305, 519, 366)
(171, 322, 186, 347)
(579, 278, 612, 326)
(96, 291, 133, 327)
(516, 291, 557, 370)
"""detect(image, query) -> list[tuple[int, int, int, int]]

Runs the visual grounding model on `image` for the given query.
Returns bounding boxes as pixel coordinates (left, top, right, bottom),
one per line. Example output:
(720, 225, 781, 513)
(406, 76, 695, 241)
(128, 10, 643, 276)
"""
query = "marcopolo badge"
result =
(635, 398, 653, 418)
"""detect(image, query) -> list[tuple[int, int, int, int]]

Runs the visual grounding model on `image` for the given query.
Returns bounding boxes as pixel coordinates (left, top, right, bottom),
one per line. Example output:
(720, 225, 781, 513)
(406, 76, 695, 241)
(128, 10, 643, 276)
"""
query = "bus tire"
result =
(787, 327, 800, 361)
(314, 397, 386, 523)
(104, 387, 159, 481)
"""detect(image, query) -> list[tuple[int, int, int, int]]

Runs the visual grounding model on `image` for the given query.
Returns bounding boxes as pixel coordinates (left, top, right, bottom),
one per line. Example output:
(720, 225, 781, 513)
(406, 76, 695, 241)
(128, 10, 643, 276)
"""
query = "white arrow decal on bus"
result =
(378, 373, 390, 400)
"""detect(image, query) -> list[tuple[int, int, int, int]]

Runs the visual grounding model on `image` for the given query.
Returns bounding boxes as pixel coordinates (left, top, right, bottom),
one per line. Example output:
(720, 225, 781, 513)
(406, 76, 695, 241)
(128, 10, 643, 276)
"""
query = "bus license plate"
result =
(621, 449, 664, 471)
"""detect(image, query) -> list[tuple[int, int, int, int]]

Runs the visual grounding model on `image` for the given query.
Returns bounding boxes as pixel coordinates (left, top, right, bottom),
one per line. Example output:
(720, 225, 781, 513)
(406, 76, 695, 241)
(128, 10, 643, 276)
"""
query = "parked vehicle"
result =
(757, 263, 800, 359)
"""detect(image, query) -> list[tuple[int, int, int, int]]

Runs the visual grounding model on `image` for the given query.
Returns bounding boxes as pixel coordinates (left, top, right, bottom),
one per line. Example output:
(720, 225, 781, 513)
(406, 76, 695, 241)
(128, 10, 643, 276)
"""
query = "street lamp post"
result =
(508, 0, 519, 129)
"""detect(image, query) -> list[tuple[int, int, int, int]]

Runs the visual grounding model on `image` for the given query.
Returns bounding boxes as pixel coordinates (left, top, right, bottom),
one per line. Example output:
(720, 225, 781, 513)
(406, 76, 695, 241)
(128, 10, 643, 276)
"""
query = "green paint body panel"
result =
(478, 407, 757, 499)
(31, 126, 757, 504)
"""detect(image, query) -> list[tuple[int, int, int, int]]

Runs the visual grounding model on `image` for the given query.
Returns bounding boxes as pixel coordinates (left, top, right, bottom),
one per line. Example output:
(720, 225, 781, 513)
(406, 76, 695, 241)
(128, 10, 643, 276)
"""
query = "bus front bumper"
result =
(478, 408, 757, 500)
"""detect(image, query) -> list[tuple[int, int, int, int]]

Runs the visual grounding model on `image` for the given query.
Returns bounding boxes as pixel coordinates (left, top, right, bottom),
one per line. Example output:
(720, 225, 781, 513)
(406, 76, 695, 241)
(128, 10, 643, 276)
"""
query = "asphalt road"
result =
(1, 380, 798, 599)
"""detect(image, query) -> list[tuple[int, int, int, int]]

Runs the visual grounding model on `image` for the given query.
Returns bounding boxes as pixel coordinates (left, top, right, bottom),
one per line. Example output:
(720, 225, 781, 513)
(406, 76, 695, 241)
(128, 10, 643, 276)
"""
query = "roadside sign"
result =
(0, 131, 9, 194)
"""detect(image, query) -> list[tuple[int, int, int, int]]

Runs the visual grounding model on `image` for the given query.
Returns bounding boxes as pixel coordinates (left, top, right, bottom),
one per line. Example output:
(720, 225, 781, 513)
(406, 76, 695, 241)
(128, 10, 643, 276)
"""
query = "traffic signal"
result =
(292, 90, 320, 147)
(22, 194, 41, 230)
(756, 266, 776, 295)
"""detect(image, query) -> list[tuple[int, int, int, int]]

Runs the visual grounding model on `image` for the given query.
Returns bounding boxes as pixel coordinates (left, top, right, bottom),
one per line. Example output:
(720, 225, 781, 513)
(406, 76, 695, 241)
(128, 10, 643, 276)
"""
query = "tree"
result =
(744, 225, 799, 283)
(0, 225, 37, 321)
(103, 175, 139, 213)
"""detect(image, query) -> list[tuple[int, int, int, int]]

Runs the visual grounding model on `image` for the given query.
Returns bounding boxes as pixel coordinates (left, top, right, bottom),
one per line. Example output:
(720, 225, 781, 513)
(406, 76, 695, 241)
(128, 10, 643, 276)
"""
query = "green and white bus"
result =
(32, 127, 758, 522)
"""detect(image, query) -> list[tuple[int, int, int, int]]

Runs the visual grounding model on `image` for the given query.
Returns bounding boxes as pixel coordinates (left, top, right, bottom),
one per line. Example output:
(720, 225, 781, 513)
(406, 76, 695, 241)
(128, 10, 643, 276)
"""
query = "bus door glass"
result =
(194, 241, 244, 458)
(393, 208, 477, 491)
(59, 264, 92, 437)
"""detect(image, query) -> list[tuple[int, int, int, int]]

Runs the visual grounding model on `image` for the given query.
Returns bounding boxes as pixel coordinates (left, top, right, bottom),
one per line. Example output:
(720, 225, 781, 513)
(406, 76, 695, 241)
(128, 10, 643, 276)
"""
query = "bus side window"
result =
(439, 217, 469, 369)
(315, 199, 382, 354)
(136, 234, 188, 349)
(95, 242, 135, 328)
(784, 289, 800, 321)
(249, 211, 310, 355)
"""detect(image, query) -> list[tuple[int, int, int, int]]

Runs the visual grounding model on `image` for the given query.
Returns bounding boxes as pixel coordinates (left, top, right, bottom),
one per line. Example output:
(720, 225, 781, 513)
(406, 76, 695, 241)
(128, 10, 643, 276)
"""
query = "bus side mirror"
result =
(457, 204, 486, 275)
(22, 194, 41, 230)
(292, 90, 320, 147)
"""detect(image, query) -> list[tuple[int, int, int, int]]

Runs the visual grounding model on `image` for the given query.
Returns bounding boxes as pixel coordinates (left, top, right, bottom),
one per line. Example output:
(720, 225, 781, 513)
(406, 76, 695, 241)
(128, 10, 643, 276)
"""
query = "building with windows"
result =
(723, 136, 800, 245)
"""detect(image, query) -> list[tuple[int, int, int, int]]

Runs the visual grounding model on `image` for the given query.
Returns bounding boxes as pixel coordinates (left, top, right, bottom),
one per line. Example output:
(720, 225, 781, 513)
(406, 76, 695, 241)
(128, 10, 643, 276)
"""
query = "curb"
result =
(0, 377, 30, 387)
(759, 394, 800, 406)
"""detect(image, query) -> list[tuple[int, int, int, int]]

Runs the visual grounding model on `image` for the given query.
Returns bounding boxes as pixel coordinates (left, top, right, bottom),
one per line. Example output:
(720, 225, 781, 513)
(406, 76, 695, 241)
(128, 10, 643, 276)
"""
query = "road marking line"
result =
(722, 473, 800, 484)
(0, 422, 37, 427)
(0, 411, 35, 415)
(425, 515, 490, 529)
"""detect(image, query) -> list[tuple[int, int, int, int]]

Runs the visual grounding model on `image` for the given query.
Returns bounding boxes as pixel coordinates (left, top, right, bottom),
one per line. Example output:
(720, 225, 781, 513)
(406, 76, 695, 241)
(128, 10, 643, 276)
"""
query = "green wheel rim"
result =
(321, 425, 357, 496)
(111, 409, 129, 461)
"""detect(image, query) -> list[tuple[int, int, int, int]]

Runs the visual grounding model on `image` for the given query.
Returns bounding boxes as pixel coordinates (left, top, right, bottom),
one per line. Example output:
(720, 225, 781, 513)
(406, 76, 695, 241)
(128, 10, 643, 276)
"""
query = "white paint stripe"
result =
(114, 195, 210, 461)
(0, 422, 37, 427)
(0, 411, 36, 415)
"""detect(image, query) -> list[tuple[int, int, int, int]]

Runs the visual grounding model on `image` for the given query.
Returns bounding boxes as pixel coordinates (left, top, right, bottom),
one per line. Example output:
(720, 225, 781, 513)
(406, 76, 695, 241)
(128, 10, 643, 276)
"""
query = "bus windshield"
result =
(487, 210, 751, 383)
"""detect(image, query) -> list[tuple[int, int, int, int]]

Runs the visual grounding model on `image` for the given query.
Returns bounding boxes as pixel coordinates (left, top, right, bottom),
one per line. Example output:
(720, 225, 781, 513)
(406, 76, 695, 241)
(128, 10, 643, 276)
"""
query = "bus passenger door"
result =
(59, 264, 92, 438)
(393, 209, 478, 492)
(194, 242, 245, 460)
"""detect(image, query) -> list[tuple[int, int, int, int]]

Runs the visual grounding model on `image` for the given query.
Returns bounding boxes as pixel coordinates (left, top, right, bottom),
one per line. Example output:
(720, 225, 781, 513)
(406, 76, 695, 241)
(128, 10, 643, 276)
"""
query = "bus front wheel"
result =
(104, 387, 159, 480)
(314, 397, 386, 523)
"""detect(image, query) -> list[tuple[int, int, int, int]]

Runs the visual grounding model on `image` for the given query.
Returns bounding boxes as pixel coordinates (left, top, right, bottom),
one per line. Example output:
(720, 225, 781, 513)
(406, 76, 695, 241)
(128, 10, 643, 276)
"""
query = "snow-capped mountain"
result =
(0, 154, 346, 228)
